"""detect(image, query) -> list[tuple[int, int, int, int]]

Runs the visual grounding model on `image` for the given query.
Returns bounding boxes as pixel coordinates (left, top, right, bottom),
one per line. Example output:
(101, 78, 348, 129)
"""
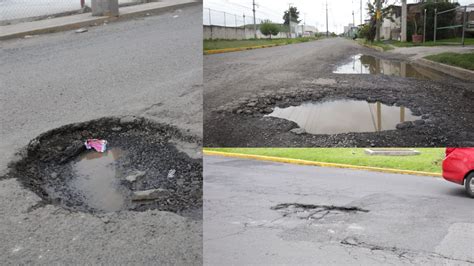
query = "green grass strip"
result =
(205, 148, 445, 173)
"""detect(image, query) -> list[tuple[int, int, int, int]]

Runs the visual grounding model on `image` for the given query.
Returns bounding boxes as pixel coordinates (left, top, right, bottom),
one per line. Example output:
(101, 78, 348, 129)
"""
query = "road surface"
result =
(204, 38, 474, 147)
(0, 5, 202, 264)
(204, 155, 474, 264)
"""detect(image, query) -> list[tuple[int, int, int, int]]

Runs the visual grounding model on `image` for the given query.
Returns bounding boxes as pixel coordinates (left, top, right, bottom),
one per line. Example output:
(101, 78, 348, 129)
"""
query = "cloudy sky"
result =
(203, 0, 472, 33)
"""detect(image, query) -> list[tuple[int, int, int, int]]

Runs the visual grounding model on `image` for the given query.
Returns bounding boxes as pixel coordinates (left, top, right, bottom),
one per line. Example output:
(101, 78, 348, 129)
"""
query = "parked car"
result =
(442, 147, 474, 197)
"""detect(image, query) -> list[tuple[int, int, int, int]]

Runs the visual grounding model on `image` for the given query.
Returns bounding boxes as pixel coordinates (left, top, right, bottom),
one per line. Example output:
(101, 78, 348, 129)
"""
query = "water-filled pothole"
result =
(70, 148, 127, 212)
(266, 99, 422, 134)
(7, 117, 202, 218)
(334, 54, 445, 80)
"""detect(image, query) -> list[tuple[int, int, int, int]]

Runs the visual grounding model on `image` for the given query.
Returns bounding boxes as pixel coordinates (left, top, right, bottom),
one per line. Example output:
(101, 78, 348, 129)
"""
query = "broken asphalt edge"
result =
(203, 150, 442, 177)
(0, 0, 200, 41)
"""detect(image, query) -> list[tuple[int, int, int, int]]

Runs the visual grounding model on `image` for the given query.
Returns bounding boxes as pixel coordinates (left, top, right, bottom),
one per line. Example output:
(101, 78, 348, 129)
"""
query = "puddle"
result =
(71, 148, 127, 212)
(334, 54, 444, 80)
(266, 99, 422, 134)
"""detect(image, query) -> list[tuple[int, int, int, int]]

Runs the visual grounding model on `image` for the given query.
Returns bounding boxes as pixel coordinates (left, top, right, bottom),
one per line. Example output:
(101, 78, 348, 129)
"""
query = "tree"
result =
(260, 20, 280, 39)
(361, 0, 395, 42)
(283, 6, 301, 26)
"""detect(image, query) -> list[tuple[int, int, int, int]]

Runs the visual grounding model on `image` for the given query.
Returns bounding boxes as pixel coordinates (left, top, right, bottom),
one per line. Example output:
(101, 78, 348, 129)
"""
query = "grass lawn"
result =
(425, 52, 474, 71)
(390, 37, 474, 47)
(204, 37, 319, 51)
(205, 148, 445, 173)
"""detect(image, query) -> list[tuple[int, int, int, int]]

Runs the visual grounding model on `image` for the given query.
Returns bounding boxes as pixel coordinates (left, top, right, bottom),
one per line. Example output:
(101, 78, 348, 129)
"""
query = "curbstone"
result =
(0, 0, 199, 40)
(413, 58, 474, 82)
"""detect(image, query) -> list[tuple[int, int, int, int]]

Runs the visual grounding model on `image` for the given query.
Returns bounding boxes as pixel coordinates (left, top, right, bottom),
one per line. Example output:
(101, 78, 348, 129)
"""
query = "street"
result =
(204, 37, 474, 147)
(204, 155, 474, 264)
(0, 5, 202, 264)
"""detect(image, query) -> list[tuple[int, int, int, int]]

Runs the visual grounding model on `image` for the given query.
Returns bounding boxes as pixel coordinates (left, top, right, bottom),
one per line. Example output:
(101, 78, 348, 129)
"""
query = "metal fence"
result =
(434, 5, 471, 45)
(0, 0, 141, 23)
(203, 8, 268, 28)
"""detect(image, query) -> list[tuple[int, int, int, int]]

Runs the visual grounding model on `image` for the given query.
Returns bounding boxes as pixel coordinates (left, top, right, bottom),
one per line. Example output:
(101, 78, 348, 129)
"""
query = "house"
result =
(381, 5, 402, 40)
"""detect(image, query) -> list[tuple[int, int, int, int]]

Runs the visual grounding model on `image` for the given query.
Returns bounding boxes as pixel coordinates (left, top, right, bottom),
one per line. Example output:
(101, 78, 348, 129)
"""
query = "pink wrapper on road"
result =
(85, 139, 108, 153)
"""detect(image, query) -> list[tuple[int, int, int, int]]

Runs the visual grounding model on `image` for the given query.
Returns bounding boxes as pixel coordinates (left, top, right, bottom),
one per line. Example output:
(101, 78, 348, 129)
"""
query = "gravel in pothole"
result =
(5, 117, 202, 219)
(272, 203, 369, 221)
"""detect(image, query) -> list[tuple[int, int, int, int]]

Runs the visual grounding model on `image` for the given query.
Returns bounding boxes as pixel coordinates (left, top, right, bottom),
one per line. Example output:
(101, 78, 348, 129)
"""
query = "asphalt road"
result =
(204, 38, 474, 147)
(204, 155, 474, 264)
(0, 5, 202, 264)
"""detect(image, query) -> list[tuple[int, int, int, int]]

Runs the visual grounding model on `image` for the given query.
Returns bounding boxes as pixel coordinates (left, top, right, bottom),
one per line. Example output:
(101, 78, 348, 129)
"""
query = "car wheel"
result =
(465, 172, 474, 198)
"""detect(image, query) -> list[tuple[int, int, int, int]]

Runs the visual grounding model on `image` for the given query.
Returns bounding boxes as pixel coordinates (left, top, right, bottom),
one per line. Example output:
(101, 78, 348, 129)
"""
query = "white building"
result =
(381, 6, 402, 40)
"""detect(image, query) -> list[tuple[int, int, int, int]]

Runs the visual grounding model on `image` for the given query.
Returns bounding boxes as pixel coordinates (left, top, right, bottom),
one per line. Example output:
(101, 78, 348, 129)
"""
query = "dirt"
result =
(3, 116, 202, 219)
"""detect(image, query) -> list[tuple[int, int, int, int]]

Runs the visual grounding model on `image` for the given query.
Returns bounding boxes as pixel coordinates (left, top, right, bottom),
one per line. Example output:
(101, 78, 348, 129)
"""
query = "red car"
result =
(442, 147, 474, 198)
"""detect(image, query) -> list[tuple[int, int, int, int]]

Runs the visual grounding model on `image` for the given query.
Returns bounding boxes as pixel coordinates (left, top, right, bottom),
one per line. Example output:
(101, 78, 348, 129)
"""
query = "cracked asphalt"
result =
(204, 155, 474, 264)
(0, 4, 202, 264)
(204, 37, 474, 147)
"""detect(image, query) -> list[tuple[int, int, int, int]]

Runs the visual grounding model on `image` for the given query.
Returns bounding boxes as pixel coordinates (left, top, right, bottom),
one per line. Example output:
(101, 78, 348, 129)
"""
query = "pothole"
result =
(5, 117, 202, 219)
(272, 203, 369, 221)
(334, 54, 446, 80)
(265, 99, 422, 134)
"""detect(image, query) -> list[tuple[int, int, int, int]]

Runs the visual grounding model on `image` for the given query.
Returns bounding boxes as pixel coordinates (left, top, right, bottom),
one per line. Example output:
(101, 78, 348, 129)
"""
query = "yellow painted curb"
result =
(203, 150, 442, 177)
(204, 44, 279, 55)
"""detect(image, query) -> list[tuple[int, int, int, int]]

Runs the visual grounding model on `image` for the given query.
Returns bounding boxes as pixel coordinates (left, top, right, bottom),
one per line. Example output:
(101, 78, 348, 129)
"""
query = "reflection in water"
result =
(71, 148, 126, 212)
(333, 54, 444, 80)
(267, 100, 421, 134)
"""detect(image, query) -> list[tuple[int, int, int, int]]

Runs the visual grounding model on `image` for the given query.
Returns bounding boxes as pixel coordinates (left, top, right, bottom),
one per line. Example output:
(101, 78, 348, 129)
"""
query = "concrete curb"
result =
(203, 150, 442, 177)
(354, 40, 386, 52)
(361, 43, 385, 52)
(413, 58, 474, 82)
(204, 38, 323, 55)
(0, 0, 199, 40)
(204, 44, 280, 55)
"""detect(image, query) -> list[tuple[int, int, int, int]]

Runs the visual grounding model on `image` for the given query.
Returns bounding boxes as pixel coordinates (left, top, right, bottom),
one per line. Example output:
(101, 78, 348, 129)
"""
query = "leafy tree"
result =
(283, 6, 301, 26)
(260, 20, 280, 39)
(361, 0, 395, 42)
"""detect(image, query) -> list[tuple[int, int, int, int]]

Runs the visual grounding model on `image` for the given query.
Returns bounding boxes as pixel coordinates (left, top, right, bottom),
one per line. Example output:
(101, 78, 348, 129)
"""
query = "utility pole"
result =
(252, 0, 257, 39)
(289, 4, 292, 38)
(375, 0, 381, 41)
(243, 14, 246, 39)
(360, 0, 362, 25)
(401, 0, 407, 41)
(352, 10, 355, 26)
(303, 13, 306, 37)
(326, 0, 329, 37)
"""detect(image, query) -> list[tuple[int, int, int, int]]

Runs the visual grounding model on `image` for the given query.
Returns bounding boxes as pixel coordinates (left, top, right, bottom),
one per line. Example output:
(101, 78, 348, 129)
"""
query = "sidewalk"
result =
(389, 45, 474, 81)
(0, 0, 198, 40)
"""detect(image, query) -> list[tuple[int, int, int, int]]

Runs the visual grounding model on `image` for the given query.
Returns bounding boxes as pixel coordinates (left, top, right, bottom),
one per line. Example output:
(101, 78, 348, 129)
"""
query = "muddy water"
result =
(334, 54, 444, 80)
(71, 148, 127, 212)
(267, 100, 421, 134)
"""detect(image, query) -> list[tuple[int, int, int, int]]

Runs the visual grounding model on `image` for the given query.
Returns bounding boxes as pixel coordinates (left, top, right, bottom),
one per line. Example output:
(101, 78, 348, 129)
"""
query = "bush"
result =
(260, 20, 280, 39)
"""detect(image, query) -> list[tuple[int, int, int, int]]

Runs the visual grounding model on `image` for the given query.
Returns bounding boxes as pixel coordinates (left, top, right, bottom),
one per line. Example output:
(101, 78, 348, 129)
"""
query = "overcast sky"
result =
(203, 0, 472, 33)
